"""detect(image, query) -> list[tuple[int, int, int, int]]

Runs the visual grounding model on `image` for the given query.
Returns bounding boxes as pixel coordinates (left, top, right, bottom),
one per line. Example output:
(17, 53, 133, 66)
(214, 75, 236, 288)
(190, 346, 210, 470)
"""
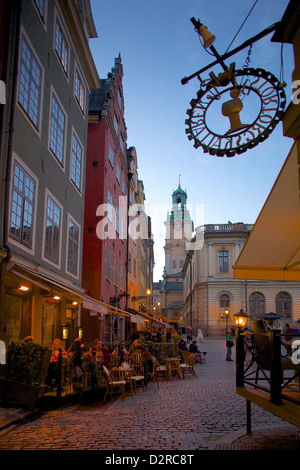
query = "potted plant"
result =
(0, 338, 51, 408)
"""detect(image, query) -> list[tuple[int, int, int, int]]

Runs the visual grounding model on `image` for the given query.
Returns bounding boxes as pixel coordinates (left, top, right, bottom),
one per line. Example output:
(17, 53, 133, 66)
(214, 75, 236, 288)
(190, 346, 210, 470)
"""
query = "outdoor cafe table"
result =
(164, 357, 182, 380)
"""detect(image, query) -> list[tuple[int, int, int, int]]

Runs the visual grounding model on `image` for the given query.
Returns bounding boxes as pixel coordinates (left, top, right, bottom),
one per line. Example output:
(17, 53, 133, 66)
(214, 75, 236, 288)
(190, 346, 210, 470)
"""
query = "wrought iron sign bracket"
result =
(182, 18, 286, 157)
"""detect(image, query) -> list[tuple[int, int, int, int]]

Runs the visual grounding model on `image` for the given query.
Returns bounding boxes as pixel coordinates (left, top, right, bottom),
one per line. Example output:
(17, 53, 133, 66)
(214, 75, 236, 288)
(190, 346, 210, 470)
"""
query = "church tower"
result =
(164, 180, 193, 275)
(160, 180, 194, 326)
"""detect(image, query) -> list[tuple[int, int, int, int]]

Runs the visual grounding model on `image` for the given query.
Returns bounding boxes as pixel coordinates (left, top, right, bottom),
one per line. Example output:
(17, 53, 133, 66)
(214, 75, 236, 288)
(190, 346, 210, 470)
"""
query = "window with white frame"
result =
(105, 248, 112, 282)
(116, 164, 121, 183)
(18, 36, 42, 129)
(276, 292, 291, 318)
(55, 19, 69, 75)
(71, 132, 83, 191)
(67, 217, 79, 276)
(34, 0, 46, 21)
(114, 114, 118, 135)
(107, 190, 113, 222)
(218, 249, 229, 273)
(108, 145, 114, 168)
(74, 68, 85, 113)
(220, 294, 230, 319)
(10, 161, 36, 247)
(118, 87, 122, 109)
(50, 92, 66, 166)
(115, 204, 119, 234)
(120, 133, 124, 153)
(249, 292, 265, 316)
(44, 195, 61, 264)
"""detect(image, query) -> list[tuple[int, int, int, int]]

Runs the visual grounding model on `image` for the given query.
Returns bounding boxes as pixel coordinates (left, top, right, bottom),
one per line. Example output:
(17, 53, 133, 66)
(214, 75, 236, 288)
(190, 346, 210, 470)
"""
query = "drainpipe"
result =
(0, 0, 22, 330)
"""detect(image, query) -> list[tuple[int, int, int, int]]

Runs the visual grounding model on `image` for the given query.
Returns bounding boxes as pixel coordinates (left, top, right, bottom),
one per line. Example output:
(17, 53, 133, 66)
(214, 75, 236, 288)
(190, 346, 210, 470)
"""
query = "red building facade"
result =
(82, 56, 129, 342)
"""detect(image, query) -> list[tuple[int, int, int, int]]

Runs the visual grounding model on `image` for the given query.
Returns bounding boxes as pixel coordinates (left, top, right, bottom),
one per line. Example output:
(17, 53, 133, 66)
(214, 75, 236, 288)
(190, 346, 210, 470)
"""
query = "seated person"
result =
(189, 340, 205, 363)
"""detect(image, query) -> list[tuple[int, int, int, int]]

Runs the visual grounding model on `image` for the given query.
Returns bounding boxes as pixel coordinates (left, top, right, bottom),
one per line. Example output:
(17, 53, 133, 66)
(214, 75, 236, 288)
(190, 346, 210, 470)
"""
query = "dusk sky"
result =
(89, 0, 294, 281)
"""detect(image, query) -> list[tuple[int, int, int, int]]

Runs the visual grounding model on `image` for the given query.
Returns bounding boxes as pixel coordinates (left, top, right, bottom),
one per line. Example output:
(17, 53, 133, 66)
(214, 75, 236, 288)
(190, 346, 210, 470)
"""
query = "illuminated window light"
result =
(19, 285, 29, 291)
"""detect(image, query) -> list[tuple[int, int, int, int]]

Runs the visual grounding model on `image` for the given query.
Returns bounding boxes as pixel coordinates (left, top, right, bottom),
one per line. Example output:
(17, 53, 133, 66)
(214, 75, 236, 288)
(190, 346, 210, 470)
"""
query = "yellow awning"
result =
(233, 142, 300, 282)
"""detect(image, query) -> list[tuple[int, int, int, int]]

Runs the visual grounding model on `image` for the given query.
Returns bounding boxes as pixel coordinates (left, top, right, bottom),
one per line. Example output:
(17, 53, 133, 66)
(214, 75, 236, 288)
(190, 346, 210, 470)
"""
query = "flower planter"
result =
(0, 377, 45, 408)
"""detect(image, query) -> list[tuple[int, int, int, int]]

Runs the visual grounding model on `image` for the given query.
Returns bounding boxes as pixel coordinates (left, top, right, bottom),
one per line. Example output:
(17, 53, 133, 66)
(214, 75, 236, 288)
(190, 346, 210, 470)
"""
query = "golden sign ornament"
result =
(185, 67, 286, 157)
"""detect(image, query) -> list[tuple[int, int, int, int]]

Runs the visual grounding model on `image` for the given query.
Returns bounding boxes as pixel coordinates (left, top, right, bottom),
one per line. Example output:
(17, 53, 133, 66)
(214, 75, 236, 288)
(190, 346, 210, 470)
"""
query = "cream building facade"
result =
(183, 223, 300, 336)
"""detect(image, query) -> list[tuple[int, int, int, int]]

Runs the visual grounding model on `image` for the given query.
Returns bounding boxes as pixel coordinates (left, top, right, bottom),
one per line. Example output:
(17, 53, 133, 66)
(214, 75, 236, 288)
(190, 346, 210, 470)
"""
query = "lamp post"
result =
(225, 307, 229, 335)
(234, 308, 249, 330)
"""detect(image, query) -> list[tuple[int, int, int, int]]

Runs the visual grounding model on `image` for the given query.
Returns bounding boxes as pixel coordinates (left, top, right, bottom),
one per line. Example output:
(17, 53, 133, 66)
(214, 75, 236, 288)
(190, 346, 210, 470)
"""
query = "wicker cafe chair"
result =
(120, 362, 145, 394)
(129, 351, 144, 376)
(152, 357, 169, 387)
(102, 365, 126, 401)
(180, 352, 197, 378)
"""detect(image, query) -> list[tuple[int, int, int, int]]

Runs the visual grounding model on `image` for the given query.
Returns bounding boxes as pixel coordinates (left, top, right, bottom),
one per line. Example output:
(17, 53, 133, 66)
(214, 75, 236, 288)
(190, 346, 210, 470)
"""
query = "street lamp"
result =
(225, 307, 229, 334)
(234, 309, 249, 329)
(132, 289, 151, 302)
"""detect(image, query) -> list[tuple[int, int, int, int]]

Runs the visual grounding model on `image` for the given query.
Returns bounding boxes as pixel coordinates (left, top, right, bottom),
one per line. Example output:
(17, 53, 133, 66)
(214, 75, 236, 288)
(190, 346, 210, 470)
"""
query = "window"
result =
(71, 132, 83, 191)
(18, 36, 42, 129)
(10, 162, 35, 247)
(276, 292, 291, 318)
(116, 164, 121, 183)
(120, 133, 124, 153)
(108, 145, 114, 168)
(44, 195, 61, 264)
(50, 93, 66, 165)
(105, 248, 112, 281)
(34, 0, 46, 21)
(249, 292, 265, 316)
(220, 294, 230, 318)
(74, 69, 85, 113)
(218, 249, 229, 273)
(115, 205, 119, 234)
(107, 190, 113, 222)
(67, 218, 79, 276)
(114, 114, 118, 135)
(114, 258, 119, 286)
(128, 251, 132, 272)
(55, 20, 68, 74)
(118, 87, 122, 109)
(122, 180, 126, 195)
(172, 260, 177, 268)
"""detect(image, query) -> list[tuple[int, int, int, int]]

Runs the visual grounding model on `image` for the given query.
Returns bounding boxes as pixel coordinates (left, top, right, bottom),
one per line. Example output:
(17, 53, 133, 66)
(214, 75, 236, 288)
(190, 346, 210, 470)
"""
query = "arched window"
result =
(249, 292, 265, 316)
(172, 260, 177, 268)
(276, 292, 291, 318)
(220, 293, 230, 319)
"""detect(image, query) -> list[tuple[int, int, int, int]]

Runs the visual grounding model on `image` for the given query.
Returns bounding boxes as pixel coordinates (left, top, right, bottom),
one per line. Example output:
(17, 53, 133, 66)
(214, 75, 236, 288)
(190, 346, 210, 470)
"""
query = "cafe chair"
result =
(180, 353, 197, 379)
(129, 352, 144, 376)
(102, 365, 126, 402)
(120, 362, 145, 395)
(251, 320, 300, 390)
(152, 357, 169, 387)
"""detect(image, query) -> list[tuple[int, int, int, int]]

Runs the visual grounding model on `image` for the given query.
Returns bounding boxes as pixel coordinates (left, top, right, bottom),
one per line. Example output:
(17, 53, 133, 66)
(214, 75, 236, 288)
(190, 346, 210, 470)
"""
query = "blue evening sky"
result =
(89, 0, 294, 281)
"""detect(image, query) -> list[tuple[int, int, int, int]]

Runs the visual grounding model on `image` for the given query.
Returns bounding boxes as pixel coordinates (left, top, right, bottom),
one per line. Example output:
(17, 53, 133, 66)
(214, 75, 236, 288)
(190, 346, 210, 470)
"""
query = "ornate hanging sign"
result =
(182, 18, 286, 157)
(185, 67, 286, 157)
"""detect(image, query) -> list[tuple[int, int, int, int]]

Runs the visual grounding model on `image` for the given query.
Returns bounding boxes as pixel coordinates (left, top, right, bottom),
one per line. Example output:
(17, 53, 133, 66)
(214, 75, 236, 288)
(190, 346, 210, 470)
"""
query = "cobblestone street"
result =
(0, 338, 297, 451)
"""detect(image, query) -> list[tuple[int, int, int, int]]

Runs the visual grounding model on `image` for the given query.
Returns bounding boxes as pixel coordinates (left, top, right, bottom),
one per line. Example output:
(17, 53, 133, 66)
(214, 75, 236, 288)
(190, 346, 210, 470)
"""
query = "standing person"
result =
(284, 324, 293, 342)
(186, 326, 192, 345)
(197, 328, 204, 343)
(226, 330, 234, 361)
